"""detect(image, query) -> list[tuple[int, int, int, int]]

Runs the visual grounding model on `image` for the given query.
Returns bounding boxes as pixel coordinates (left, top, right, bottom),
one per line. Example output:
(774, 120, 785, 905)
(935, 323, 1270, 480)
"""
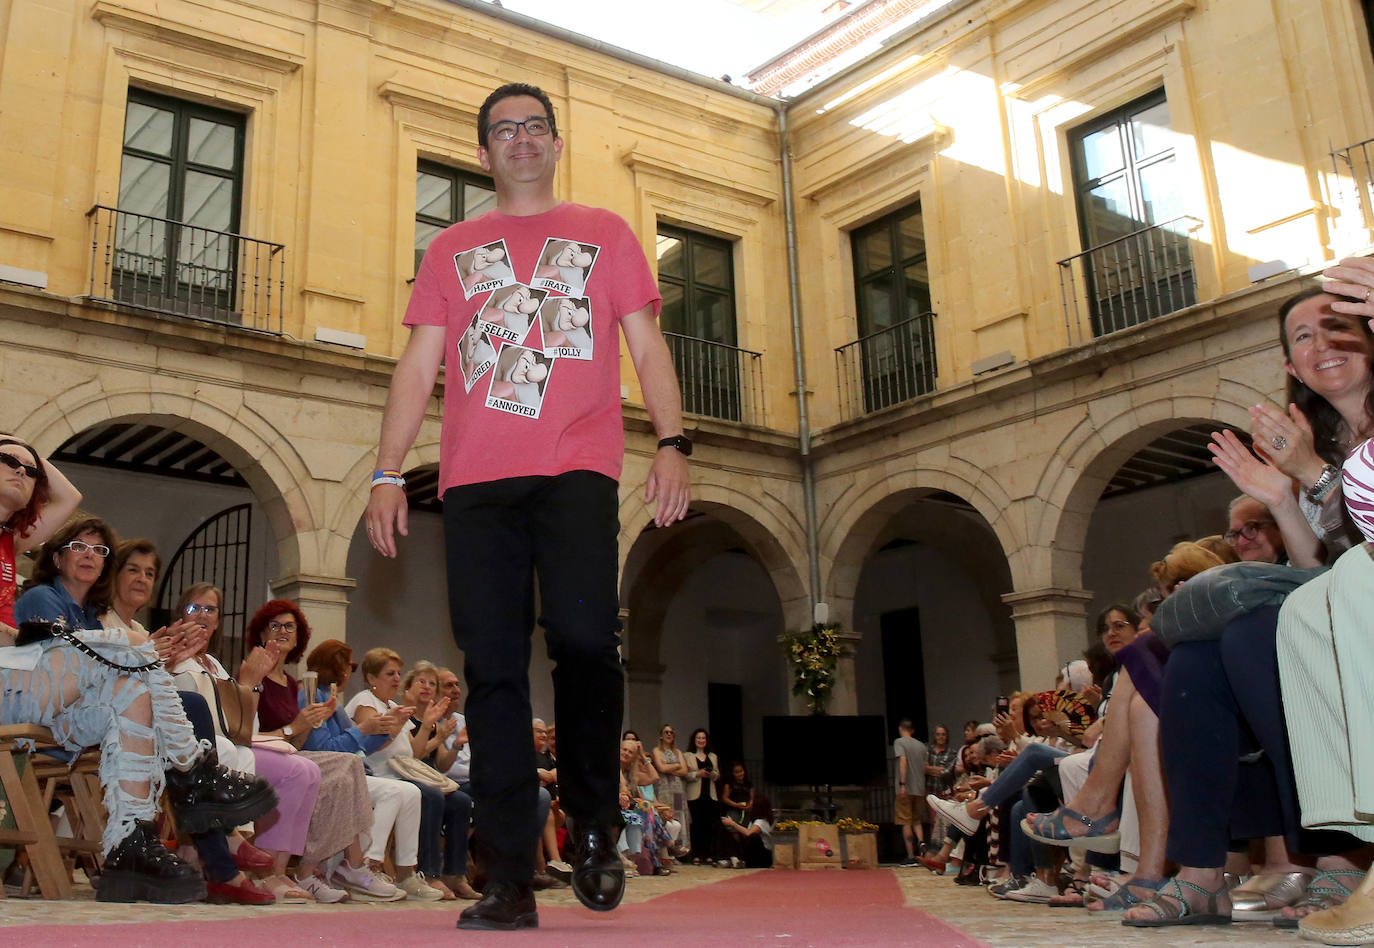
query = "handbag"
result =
(16, 619, 161, 672)
(210, 675, 255, 747)
(388, 755, 459, 793)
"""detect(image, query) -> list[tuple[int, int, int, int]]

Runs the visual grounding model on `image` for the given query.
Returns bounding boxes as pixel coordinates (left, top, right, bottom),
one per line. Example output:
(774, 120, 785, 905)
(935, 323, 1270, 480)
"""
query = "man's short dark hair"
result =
(897, 719, 915, 732)
(478, 83, 559, 147)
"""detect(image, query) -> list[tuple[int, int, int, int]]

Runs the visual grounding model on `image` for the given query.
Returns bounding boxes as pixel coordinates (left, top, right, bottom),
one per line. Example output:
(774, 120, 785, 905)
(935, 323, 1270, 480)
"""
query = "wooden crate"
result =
(772, 838, 798, 870)
(840, 832, 878, 869)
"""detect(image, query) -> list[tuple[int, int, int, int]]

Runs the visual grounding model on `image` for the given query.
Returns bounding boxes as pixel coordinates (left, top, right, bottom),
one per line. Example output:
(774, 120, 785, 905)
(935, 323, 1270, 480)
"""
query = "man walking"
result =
(366, 82, 691, 931)
(893, 719, 928, 865)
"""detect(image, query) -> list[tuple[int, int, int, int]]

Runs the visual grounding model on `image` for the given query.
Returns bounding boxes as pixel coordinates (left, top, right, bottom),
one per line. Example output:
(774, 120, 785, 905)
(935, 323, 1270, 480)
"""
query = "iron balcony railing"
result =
(834, 311, 938, 420)
(87, 205, 285, 333)
(1058, 215, 1201, 344)
(662, 331, 765, 426)
(1331, 137, 1374, 246)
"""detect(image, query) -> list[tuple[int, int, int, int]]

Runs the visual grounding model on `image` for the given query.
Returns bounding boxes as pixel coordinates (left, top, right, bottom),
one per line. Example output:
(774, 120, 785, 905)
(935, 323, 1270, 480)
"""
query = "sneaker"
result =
(927, 794, 981, 837)
(1005, 876, 1060, 903)
(297, 873, 349, 904)
(730, 857, 744, 869)
(397, 872, 444, 901)
(544, 860, 572, 884)
(332, 862, 404, 901)
(989, 874, 1029, 899)
(899, 856, 921, 868)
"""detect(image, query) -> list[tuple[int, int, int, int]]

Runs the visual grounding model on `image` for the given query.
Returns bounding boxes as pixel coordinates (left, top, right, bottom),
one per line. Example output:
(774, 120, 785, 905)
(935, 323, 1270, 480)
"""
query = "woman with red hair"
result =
(245, 599, 402, 904)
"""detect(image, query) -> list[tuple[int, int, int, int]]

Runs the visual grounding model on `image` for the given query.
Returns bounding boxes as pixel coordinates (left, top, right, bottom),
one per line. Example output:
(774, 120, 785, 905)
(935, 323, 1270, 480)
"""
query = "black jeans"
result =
(443, 471, 624, 885)
(408, 781, 472, 877)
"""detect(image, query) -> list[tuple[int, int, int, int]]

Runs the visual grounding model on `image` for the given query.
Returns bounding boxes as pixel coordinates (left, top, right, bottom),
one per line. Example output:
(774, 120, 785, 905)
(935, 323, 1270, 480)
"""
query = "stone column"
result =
(1001, 587, 1093, 690)
(271, 573, 357, 645)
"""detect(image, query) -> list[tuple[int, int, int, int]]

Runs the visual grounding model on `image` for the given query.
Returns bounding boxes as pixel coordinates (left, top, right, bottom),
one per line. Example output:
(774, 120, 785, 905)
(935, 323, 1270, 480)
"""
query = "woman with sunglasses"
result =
(0, 442, 275, 903)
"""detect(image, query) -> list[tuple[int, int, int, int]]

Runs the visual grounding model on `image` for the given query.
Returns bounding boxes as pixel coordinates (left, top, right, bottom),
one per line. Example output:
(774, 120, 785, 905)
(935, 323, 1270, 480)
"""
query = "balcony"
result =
(1331, 137, 1374, 246)
(662, 332, 765, 426)
(87, 205, 285, 334)
(834, 311, 937, 420)
(1058, 215, 1201, 344)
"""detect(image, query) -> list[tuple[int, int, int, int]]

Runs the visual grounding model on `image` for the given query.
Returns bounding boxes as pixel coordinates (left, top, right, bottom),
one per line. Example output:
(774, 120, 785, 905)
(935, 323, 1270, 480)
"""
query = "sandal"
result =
(1089, 876, 1165, 912)
(1049, 878, 1088, 908)
(1274, 870, 1365, 929)
(1021, 806, 1121, 853)
(264, 873, 311, 904)
(1121, 877, 1232, 927)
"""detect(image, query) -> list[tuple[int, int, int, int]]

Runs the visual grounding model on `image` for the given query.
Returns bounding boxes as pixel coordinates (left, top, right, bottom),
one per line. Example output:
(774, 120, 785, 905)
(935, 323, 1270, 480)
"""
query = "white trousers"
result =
(365, 774, 422, 866)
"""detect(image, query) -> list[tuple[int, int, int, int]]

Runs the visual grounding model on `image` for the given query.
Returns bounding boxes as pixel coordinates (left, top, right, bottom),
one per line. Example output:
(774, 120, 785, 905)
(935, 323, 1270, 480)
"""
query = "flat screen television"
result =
(761, 715, 888, 786)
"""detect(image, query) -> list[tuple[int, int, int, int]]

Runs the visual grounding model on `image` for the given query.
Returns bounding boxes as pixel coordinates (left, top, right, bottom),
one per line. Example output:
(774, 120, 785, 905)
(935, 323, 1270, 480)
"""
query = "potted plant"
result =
(781, 623, 847, 715)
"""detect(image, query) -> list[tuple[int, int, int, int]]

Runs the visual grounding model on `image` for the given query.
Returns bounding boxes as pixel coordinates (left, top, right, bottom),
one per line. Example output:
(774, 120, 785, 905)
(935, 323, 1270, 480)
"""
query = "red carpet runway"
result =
(4, 869, 988, 947)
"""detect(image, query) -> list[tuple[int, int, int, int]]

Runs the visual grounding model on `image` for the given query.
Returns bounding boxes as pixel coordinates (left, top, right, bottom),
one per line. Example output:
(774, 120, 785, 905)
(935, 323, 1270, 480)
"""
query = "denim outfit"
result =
(3, 586, 203, 854)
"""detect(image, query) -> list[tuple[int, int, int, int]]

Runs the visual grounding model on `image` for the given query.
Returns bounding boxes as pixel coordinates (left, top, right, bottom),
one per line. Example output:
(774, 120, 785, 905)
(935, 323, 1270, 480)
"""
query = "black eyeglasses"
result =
(488, 117, 552, 142)
(1224, 519, 1276, 544)
(62, 540, 110, 557)
(0, 452, 39, 479)
(267, 621, 298, 634)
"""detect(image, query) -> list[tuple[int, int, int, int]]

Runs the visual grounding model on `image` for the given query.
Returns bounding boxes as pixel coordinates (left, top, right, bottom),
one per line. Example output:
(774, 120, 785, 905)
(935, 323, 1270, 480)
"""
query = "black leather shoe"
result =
(165, 745, 278, 835)
(95, 820, 207, 903)
(570, 827, 625, 912)
(456, 880, 538, 931)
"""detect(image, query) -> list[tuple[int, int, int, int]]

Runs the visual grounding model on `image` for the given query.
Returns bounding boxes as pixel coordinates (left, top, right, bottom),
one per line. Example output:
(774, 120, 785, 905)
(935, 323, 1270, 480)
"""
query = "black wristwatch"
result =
(658, 434, 692, 456)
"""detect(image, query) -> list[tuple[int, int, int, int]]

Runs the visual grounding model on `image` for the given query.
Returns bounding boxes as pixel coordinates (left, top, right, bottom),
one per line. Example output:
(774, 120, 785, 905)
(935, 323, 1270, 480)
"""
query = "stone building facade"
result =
(1, 0, 1371, 750)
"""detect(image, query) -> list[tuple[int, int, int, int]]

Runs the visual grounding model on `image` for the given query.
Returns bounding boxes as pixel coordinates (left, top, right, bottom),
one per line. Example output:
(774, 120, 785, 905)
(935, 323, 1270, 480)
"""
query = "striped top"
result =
(1342, 438, 1374, 542)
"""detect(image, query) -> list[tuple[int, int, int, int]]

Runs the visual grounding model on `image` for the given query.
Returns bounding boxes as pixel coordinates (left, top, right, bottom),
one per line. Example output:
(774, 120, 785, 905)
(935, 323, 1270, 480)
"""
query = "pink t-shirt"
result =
(405, 203, 661, 494)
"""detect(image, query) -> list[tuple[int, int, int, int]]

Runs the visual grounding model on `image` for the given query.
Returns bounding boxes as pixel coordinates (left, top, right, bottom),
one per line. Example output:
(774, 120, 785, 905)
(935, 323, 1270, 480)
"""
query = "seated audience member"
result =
(249, 602, 398, 904)
(0, 445, 268, 903)
(301, 640, 441, 902)
(531, 718, 571, 886)
(1135, 284, 1374, 933)
(720, 795, 775, 868)
(101, 555, 269, 907)
(7, 502, 274, 903)
(346, 648, 477, 900)
(436, 667, 471, 785)
(920, 736, 1005, 883)
(721, 761, 755, 828)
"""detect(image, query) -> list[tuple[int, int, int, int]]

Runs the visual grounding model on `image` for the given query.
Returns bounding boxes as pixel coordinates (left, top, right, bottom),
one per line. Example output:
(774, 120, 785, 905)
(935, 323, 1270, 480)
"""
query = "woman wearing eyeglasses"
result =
(244, 599, 400, 904)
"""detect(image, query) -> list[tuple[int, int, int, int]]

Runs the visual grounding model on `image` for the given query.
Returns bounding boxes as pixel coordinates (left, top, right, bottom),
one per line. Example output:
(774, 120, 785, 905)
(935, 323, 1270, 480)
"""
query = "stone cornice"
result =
(799, 123, 948, 202)
(621, 148, 776, 208)
(91, 1, 305, 73)
(377, 79, 479, 126)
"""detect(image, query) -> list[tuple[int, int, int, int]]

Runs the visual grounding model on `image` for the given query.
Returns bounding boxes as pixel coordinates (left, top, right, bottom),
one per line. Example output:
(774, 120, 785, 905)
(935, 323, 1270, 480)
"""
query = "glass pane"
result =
(898, 210, 925, 262)
(859, 279, 896, 334)
(462, 182, 497, 220)
(181, 170, 234, 232)
(659, 281, 685, 334)
(1137, 156, 1182, 226)
(124, 101, 174, 156)
(1078, 124, 1124, 181)
(692, 241, 731, 290)
(415, 220, 442, 273)
(118, 155, 171, 218)
(1131, 100, 1172, 160)
(417, 172, 453, 221)
(656, 234, 684, 279)
(187, 117, 237, 171)
(854, 227, 892, 276)
(694, 291, 736, 345)
(903, 262, 931, 319)
(1082, 176, 1137, 247)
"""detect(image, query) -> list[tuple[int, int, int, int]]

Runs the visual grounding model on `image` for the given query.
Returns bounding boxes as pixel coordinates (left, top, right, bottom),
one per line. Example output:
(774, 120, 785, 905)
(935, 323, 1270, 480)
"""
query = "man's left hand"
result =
(645, 447, 690, 528)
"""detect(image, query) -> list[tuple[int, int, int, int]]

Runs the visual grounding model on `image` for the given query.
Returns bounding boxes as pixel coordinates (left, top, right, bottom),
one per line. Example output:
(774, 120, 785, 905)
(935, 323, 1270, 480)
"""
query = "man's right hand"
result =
(366, 483, 409, 558)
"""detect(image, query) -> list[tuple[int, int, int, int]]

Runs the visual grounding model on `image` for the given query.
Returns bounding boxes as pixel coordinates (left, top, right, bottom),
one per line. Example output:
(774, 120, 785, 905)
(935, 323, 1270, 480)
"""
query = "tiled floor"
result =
(0, 864, 1316, 946)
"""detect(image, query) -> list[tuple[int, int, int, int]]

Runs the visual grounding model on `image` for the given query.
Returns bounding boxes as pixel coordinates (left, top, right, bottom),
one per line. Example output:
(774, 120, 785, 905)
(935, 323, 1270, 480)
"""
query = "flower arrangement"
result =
(782, 622, 847, 715)
(836, 817, 878, 833)
(774, 819, 801, 833)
